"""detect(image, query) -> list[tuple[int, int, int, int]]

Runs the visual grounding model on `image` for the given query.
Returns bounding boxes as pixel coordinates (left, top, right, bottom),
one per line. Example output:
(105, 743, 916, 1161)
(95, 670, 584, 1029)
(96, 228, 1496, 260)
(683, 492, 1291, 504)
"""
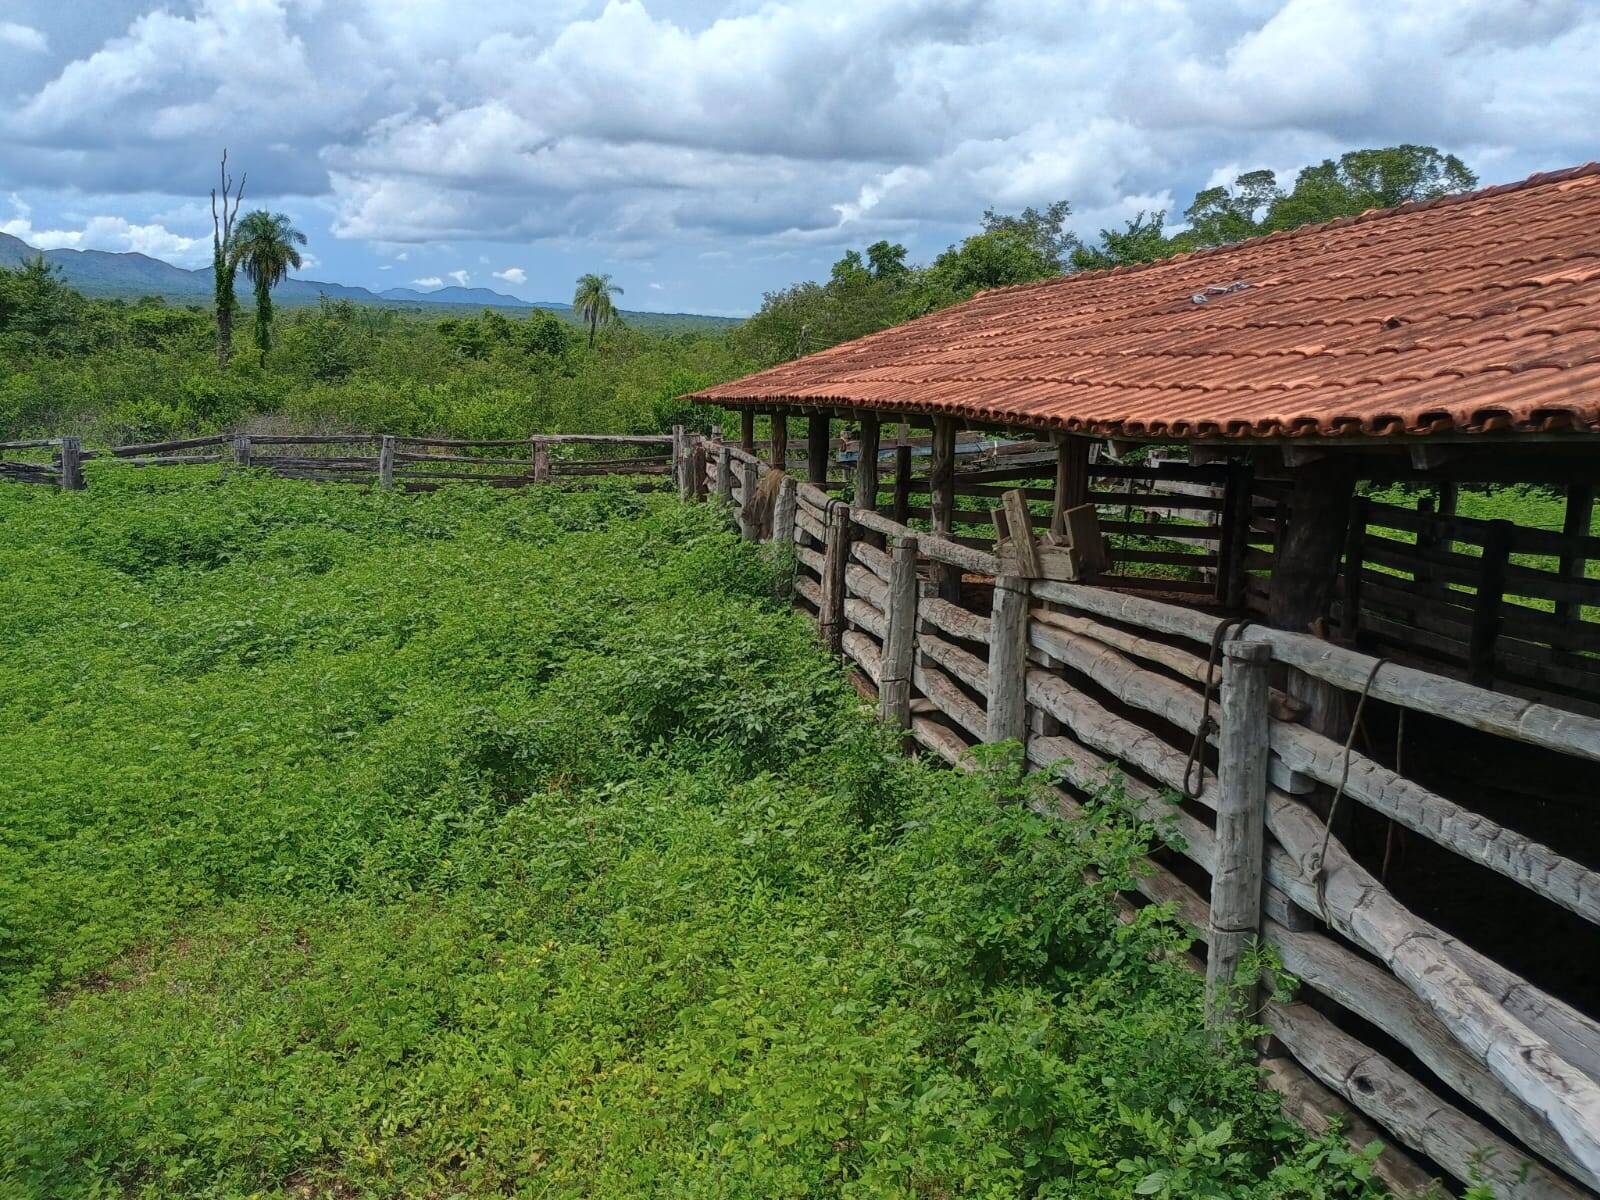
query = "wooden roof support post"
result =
(1556, 483, 1594, 624)
(1051, 434, 1090, 535)
(1206, 640, 1272, 1042)
(806, 415, 830, 486)
(1216, 460, 1252, 608)
(892, 440, 913, 525)
(740, 409, 755, 453)
(854, 412, 880, 517)
(930, 417, 960, 601)
(770, 413, 787, 473)
(879, 534, 919, 729)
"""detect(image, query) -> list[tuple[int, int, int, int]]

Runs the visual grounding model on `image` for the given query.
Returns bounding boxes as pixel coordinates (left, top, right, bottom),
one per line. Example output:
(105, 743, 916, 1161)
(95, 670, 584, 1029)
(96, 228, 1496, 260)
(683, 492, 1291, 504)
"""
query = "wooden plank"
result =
(1206, 641, 1272, 1038)
(985, 576, 1028, 743)
(110, 433, 232, 455)
(880, 536, 919, 729)
(1000, 490, 1041, 577)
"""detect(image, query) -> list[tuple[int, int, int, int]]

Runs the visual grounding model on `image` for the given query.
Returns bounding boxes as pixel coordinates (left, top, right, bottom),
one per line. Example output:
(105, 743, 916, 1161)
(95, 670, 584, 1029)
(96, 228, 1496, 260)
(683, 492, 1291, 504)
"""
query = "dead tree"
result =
(210, 150, 245, 368)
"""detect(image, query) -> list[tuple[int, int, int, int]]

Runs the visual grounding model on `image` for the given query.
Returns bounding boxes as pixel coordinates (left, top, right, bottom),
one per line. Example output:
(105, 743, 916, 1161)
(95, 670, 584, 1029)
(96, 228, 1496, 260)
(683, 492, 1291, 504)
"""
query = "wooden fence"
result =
(695, 434, 1600, 1199)
(0, 431, 676, 491)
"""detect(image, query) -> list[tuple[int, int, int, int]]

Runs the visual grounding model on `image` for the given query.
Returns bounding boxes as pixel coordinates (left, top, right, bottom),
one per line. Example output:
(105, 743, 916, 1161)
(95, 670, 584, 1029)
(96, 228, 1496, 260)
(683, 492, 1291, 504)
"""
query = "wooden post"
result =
(1556, 483, 1594, 624)
(1051, 434, 1090, 534)
(772, 474, 797, 552)
(806, 415, 829, 486)
(1469, 520, 1512, 687)
(930, 417, 959, 601)
(689, 442, 707, 499)
(985, 575, 1029, 744)
(737, 459, 759, 541)
(1337, 497, 1367, 641)
(233, 434, 252, 467)
(57, 436, 84, 491)
(854, 412, 880, 516)
(819, 502, 850, 653)
(892, 443, 912, 525)
(532, 438, 551, 483)
(378, 435, 396, 489)
(672, 425, 689, 500)
(740, 409, 755, 453)
(770, 414, 787, 473)
(1206, 640, 1272, 1038)
(715, 446, 733, 504)
(1216, 461, 1250, 608)
(879, 535, 919, 728)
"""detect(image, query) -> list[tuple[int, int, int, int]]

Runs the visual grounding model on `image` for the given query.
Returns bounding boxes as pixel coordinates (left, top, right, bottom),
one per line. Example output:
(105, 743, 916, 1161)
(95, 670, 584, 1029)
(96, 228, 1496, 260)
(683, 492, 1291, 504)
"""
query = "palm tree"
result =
(573, 273, 622, 347)
(231, 210, 306, 365)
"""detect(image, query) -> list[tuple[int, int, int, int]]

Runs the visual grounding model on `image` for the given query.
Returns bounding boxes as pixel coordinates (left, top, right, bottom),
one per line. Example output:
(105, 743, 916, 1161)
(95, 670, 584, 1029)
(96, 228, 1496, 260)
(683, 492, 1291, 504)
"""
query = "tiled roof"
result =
(691, 164, 1600, 440)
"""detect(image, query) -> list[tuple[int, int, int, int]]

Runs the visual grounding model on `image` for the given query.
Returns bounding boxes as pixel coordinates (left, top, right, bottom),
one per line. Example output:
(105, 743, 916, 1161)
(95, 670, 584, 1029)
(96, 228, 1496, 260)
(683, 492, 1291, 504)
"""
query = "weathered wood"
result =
(1030, 580, 1600, 763)
(819, 503, 851, 654)
(1001, 490, 1041, 576)
(1052, 434, 1090, 533)
(232, 434, 252, 466)
(806, 418, 829, 485)
(737, 460, 760, 541)
(919, 595, 992, 645)
(1270, 462, 1355, 633)
(930, 417, 960, 601)
(913, 658, 988, 742)
(768, 413, 788, 472)
(1215, 462, 1251, 607)
(395, 451, 548, 467)
(849, 505, 1002, 575)
(533, 439, 551, 483)
(892, 443, 913, 525)
(880, 536, 919, 729)
(855, 413, 880, 517)
(58, 436, 84, 491)
(111, 433, 231, 455)
(910, 713, 980, 769)
(116, 453, 232, 468)
(378, 435, 396, 489)
(845, 597, 886, 640)
(1555, 484, 1594, 623)
(1469, 519, 1512, 686)
(740, 410, 755, 453)
(0, 437, 64, 450)
(247, 434, 377, 446)
(772, 474, 797, 552)
(715, 446, 733, 504)
(850, 538, 892, 581)
(689, 442, 707, 499)
(1267, 1001, 1586, 1200)
(845, 561, 889, 610)
(1206, 641, 1272, 1039)
(985, 576, 1028, 744)
(1062, 504, 1110, 576)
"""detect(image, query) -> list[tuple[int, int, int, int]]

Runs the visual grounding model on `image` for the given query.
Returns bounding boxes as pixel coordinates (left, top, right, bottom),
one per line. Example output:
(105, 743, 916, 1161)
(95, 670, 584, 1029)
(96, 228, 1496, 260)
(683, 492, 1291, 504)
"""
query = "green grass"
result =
(0, 472, 1388, 1198)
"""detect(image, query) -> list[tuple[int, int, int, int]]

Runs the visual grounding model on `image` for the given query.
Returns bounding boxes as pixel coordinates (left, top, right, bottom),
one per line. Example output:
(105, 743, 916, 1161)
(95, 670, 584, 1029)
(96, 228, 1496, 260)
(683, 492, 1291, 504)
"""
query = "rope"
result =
(1181, 617, 1252, 799)
(1309, 656, 1390, 916)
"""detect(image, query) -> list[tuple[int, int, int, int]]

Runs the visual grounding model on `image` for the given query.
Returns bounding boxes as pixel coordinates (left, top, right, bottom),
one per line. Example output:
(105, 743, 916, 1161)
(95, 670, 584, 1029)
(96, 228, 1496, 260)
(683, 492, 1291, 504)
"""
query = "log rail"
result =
(698, 432, 1600, 1199)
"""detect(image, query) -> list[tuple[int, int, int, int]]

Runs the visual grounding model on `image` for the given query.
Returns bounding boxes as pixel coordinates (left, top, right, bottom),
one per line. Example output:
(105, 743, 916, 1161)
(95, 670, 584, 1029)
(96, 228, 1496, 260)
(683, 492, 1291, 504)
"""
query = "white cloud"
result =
(0, 22, 48, 53)
(492, 266, 527, 284)
(446, 268, 470, 286)
(411, 276, 443, 288)
(1, 197, 208, 265)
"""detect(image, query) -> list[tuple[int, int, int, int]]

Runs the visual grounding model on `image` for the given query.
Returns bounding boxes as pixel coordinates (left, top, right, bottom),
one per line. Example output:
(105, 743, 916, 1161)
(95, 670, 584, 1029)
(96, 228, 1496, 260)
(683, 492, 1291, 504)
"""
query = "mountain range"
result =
(0, 232, 736, 328)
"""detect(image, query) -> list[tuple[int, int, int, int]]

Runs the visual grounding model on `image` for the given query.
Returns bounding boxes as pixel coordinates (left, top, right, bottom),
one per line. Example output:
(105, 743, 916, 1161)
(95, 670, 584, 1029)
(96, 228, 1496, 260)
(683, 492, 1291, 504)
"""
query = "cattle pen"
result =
(680, 165, 1600, 1198)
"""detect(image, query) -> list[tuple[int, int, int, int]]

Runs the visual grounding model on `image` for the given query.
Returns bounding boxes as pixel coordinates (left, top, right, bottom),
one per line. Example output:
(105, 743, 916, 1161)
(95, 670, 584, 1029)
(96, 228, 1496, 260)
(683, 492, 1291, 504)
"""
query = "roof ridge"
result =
(971, 160, 1600, 301)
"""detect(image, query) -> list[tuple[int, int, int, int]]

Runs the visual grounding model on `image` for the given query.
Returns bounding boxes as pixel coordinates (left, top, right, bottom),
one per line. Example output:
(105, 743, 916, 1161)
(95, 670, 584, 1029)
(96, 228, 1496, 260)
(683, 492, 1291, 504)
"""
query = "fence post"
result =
(715, 446, 733, 505)
(378, 435, 396, 489)
(985, 575, 1028, 744)
(689, 442, 707, 500)
(737, 459, 759, 541)
(233, 434, 252, 467)
(672, 425, 689, 500)
(879, 535, 919, 728)
(772, 474, 797, 551)
(532, 437, 551, 484)
(818, 502, 850, 654)
(1205, 640, 1272, 1042)
(58, 436, 84, 491)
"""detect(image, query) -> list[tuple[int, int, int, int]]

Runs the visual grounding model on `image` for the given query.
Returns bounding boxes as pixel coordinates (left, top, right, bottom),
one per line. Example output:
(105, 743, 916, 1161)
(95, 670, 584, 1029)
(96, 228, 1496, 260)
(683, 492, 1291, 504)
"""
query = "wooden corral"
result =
(685, 420, 1600, 1198)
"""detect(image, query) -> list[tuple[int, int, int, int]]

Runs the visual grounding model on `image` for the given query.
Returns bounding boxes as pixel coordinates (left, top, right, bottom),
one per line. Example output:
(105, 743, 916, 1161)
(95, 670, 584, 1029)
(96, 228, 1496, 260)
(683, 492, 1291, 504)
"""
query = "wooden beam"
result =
(855, 412, 880, 516)
(1052, 434, 1090, 534)
(1555, 484, 1594, 624)
(985, 576, 1029, 744)
(806, 417, 829, 486)
(892, 443, 913, 525)
(770, 413, 788, 472)
(740, 409, 755, 453)
(879, 535, 918, 729)
(930, 417, 959, 601)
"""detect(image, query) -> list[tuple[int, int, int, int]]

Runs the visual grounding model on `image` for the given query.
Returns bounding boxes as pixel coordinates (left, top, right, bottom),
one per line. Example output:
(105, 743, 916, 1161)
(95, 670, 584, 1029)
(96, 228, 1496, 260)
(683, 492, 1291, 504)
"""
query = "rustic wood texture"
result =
(819, 503, 851, 654)
(880, 536, 919, 729)
(58, 437, 85, 491)
(930, 417, 960, 601)
(1206, 640, 1272, 1037)
(986, 576, 1029, 744)
(378, 436, 396, 489)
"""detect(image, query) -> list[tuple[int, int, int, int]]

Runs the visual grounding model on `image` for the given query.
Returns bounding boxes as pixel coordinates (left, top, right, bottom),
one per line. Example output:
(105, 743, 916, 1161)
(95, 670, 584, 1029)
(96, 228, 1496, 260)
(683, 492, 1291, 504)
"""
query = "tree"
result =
(1070, 212, 1178, 271)
(231, 210, 306, 366)
(1264, 146, 1477, 232)
(1183, 169, 1281, 248)
(866, 240, 909, 280)
(209, 150, 245, 368)
(573, 272, 622, 347)
(980, 200, 1080, 268)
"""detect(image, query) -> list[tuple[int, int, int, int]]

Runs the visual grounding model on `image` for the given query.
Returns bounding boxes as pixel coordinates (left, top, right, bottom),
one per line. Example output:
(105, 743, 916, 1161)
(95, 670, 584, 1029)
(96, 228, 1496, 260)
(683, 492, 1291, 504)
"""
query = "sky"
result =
(1, 1, 1598, 317)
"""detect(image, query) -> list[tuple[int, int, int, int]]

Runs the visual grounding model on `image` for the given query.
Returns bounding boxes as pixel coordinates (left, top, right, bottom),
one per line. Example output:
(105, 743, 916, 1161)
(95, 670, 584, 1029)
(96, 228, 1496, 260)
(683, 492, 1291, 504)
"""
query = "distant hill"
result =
(0, 232, 736, 330)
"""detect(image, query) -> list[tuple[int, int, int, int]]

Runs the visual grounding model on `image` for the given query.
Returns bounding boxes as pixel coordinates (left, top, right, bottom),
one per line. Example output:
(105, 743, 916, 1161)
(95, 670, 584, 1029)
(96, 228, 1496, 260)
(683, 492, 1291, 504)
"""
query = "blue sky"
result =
(2, 1, 1598, 316)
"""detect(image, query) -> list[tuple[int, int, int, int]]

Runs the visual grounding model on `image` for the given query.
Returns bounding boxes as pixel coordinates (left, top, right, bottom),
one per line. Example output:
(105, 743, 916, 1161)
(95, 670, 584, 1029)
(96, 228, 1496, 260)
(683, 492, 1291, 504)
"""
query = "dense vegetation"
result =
(0, 145, 1479, 449)
(0, 474, 1392, 1198)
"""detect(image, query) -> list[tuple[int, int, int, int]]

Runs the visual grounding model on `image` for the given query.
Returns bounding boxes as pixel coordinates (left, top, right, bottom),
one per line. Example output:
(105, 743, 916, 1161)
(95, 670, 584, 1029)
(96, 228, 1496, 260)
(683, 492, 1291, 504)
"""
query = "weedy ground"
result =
(1, 470, 1388, 1198)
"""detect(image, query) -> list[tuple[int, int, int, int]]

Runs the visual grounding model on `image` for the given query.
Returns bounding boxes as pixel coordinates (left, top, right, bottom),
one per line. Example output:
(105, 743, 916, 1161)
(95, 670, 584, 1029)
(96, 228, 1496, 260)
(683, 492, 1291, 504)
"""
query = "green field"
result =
(0, 472, 1389, 1198)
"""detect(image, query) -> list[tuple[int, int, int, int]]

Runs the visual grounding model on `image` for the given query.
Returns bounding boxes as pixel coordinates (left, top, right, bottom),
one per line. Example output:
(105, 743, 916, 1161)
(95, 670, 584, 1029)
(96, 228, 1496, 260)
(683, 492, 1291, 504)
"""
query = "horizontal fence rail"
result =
(0, 431, 678, 493)
(697, 431, 1600, 1199)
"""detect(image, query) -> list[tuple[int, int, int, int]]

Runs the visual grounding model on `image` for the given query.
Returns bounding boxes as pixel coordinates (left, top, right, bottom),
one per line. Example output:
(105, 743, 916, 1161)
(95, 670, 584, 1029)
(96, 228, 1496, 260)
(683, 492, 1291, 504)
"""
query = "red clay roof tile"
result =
(690, 164, 1600, 439)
